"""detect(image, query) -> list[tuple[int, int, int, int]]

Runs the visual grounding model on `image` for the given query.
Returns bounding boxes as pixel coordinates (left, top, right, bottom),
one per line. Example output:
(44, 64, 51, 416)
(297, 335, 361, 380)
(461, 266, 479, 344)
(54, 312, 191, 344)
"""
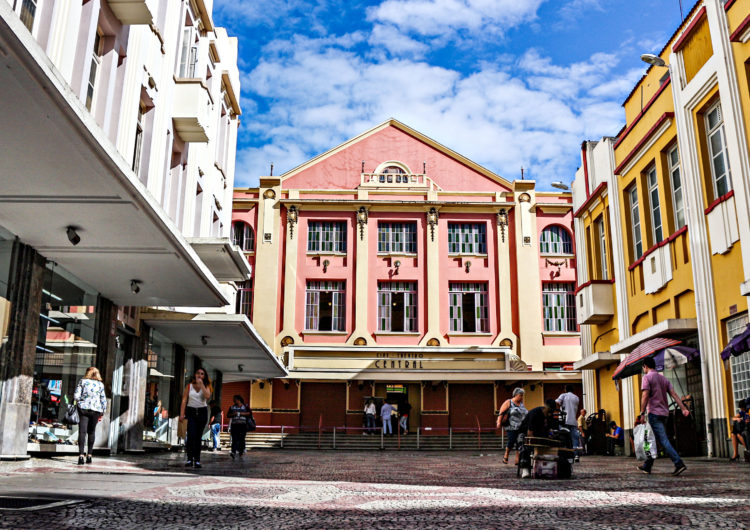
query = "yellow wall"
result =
(523, 384, 544, 410)
(596, 364, 622, 425)
(682, 16, 713, 84)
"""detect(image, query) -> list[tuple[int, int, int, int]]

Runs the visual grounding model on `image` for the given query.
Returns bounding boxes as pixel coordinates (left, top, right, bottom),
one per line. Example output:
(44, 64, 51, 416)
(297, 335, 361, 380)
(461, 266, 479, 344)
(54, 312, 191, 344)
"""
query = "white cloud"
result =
(368, 24, 429, 58)
(234, 34, 634, 188)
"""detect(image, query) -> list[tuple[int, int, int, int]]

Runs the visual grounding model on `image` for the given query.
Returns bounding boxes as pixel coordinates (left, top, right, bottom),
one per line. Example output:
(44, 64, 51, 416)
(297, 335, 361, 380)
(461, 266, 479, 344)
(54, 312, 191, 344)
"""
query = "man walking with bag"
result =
(638, 357, 690, 476)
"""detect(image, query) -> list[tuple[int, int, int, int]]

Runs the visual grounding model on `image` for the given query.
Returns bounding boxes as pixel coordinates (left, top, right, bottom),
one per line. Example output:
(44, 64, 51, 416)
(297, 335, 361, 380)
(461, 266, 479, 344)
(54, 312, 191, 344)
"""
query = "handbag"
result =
(63, 403, 79, 426)
(246, 411, 256, 432)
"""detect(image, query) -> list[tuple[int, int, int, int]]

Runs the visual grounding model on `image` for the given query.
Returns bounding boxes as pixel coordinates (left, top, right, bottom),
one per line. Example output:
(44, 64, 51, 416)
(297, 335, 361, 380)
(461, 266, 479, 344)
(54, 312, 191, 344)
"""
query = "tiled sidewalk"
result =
(0, 451, 748, 529)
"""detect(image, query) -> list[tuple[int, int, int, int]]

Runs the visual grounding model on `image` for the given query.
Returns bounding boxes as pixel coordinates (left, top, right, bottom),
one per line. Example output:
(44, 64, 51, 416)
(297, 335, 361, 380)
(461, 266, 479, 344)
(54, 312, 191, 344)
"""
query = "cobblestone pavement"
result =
(0, 450, 749, 529)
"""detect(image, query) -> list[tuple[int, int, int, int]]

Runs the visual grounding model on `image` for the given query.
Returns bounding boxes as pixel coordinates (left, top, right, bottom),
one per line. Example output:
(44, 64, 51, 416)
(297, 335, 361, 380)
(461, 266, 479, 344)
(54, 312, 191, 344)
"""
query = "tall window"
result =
(705, 102, 732, 198)
(668, 146, 685, 230)
(132, 104, 145, 175)
(305, 281, 345, 332)
(646, 165, 663, 244)
(540, 226, 573, 254)
(628, 184, 643, 260)
(596, 217, 608, 280)
(449, 283, 488, 333)
(86, 31, 102, 111)
(19, 0, 37, 32)
(377, 282, 417, 332)
(235, 280, 253, 319)
(727, 313, 750, 412)
(542, 282, 577, 332)
(178, 27, 198, 78)
(307, 222, 346, 253)
(378, 222, 417, 254)
(448, 223, 486, 254)
(231, 221, 254, 251)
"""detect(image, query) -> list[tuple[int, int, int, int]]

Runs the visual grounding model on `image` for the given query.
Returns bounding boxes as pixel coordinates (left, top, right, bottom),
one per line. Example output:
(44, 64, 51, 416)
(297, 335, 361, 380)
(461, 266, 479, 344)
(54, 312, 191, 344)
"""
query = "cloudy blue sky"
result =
(214, 0, 687, 189)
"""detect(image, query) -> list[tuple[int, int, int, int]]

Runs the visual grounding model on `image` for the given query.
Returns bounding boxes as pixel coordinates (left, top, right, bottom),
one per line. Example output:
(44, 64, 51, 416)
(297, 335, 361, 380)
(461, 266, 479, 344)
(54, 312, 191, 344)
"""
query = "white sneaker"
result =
(520, 468, 531, 479)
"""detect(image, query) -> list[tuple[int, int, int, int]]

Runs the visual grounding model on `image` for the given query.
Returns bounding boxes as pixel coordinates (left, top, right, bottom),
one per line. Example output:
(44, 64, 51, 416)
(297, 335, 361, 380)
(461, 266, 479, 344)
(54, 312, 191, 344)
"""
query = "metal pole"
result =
(281, 425, 284, 449)
(417, 428, 420, 450)
(333, 426, 336, 449)
(380, 425, 384, 450)
(449, 428, 453, 450)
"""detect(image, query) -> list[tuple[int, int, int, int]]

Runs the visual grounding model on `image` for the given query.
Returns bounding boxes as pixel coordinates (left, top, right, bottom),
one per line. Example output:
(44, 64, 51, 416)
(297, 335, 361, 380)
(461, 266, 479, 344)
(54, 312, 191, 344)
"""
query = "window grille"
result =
(539, 226, 572, 254)
(377, 282, 417, 332)
(449, 283, 489, 333)
(542, 282, 576, 332)
(307, 222, 346, 253)
(378, 222, 417, 253)
(305, 281, 345, 331)
(728, 313, 750, 412)
(448, 223, 486, 254)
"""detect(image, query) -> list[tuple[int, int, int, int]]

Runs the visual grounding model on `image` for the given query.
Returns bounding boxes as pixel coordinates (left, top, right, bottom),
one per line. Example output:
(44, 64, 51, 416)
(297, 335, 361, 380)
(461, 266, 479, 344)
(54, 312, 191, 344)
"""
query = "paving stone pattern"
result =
(0, 451, 748, 529)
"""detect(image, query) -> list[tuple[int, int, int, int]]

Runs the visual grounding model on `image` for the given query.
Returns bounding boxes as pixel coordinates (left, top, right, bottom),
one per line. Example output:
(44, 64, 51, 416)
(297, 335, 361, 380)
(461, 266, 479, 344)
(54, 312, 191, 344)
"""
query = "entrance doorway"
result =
(300, 382, 346, 429)
(372, 383, 420, 433)
(449, 383, 494, 429)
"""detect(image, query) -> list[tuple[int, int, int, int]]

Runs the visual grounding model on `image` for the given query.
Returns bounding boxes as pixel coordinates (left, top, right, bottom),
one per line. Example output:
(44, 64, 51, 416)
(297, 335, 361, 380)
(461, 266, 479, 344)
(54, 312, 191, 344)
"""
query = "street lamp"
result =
(551, 181, 570, 191)
(640, 53, 666, 67)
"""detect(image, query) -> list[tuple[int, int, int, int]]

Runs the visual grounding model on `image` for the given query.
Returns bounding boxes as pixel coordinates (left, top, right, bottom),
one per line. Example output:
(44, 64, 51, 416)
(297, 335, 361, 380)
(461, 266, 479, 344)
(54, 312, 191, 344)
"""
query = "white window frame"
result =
(231, 221, 254, 252)
(628, 184, 643, 260)
(727, 313, 750, 413)
(448, 223, 487, 255)
(307, 221, 346, 254)
(668, 145, 685, 230)
(540, 226, 573, 255)
(542, 282, 576, 332)
(235, 279, 253, 318)
(377, 282, 417, 332)
(705, 101, 732, 199)
(19, 0, 38, 33)
(378, 222, 417, 254)
(132, 103, 145, 175)
(646, 165, 663, 244)
(596, 217, 608, 281)
(449, 283, 489, 333)
(178, 26, 198, 78)
(305, 281, 345, 332)
(86, 30, 102, 112)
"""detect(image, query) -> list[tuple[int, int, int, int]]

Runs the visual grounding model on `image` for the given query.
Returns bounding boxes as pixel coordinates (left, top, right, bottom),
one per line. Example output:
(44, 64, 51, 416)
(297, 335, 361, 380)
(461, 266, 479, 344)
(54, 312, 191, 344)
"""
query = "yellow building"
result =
(574, 0, 750, 458)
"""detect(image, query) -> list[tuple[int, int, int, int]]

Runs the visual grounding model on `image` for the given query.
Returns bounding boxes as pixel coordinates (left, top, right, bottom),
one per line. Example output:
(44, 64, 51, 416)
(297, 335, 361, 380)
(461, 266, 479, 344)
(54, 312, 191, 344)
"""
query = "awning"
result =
(610, 319, 697, 354)
(721, 323, 750, 360)
(573, 352, 620, 370)
(188, 238, 252, 282)
(612, 339, 699, 380)
(143, 312, 287, 381)
(0, 5, 228, 307)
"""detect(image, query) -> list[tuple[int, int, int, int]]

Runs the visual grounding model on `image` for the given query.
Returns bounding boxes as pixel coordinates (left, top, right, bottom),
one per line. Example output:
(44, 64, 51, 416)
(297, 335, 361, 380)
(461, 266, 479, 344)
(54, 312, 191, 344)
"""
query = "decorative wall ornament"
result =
(263, 189, 276, 200)
(518, 193, 531, 203)
(323, 259, 330, 273)
(545, 257, 565, 279)
(507, 353, 528, 372)
(357, 206, 368, 240)
(497, 209, 508, 242)
(426, 338, 440, 346)
(353, 337, 367, 346)
(427, 207, 439, 241)
(287, 205, 298, 239)
(280, 336, 294, 347)
(465, 260, 471, 273)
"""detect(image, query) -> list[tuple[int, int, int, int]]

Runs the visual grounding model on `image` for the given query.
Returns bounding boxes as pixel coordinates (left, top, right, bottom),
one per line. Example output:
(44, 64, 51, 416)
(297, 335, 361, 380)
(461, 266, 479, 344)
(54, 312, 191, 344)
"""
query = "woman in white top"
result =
(364, 399, 377, 435)
(73, 366, 107, 466)
(180, 368, 212, 468)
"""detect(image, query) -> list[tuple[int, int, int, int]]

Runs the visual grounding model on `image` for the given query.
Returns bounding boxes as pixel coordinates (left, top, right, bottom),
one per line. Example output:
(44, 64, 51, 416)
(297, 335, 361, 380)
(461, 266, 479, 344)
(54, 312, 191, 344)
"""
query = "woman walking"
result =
(228, 395, 251, 459)
(180, 368, 212, 468)
(73, 367, 107, 465)
(497, 387, 528, 465)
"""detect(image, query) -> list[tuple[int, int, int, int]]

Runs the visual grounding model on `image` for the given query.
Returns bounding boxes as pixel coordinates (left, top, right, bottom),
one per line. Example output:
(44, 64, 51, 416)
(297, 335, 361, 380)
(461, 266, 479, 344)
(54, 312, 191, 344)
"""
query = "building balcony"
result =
(172, 79, 212, 143)
(107, 0, 157, 25)
(575, 280, 614, 325)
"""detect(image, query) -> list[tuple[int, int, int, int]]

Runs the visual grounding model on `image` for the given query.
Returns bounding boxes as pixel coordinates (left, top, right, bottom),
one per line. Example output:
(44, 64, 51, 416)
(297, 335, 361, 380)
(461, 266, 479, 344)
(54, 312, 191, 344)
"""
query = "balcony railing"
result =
(360, 173, 442, 191)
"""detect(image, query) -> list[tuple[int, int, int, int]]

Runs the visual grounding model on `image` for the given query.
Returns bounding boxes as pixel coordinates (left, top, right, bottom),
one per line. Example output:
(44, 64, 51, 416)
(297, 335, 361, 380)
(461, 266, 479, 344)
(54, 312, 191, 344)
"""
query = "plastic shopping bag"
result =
(633, 422, 657, 461)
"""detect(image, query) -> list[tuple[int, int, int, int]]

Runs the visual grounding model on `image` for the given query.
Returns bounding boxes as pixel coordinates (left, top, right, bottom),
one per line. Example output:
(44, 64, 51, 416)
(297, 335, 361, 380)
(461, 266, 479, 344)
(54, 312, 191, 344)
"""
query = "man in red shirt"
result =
(637, 356, 690, 475)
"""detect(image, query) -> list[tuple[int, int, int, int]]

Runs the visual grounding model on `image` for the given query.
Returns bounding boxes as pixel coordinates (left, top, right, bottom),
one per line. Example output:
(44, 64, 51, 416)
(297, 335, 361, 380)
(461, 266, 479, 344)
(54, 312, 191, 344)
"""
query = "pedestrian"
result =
(637, 356, 690, 475)
(605, 421, 624, 455)
(73, 366, 107, 466)
(577, 408, 587, 455)
(556, 384, 581, 461)
(364, 399, 377, 435)
(497, 387, 527, 465)
(209, 400, 223, 452)
(399, 401, 412, 435)
(730, 409, 746, 461)
(518, 399, 558, 478)
(179, 368, 212, 468)
(380, 400, 394, 436)
(228, 395, 250, 459)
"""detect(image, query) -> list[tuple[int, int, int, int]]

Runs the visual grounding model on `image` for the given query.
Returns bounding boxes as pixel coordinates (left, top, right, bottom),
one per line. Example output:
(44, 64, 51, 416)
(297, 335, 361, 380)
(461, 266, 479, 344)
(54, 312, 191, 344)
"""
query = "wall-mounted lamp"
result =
(259, 380, 265, 389)
(66, 226, 81, 246)
(427, 207, 439, 241)
(323, 259, 330, 273)
(130, 279, 141, 294)
(357, 206, 368, 240)
(287, 205, 298, 239)
(497, 209, 508, 243)
(284, 381, 290, 390)
(238, 364, 244, 372)
(465, 260, 472, 273)
(201, 335, 208, 346)
(394, 260, 401, 274)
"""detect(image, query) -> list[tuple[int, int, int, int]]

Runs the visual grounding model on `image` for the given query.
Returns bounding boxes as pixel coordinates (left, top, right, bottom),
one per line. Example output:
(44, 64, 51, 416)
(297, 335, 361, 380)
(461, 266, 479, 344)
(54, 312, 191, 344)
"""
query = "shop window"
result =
(448, 223, 486, 254)
(542, 282, 576, 332)
(19, 0, 37, 32)
(143, 329, 176, 444)
(449, 283, 488, 333)
(668, 145, 685, 230)
(235, 279, 253, 319)
(378, 222, 417, 254)
(378, 282, 417, 332)
(727, 313, 750, 411)
(646, 165, 663, 244)
(305, 281, 345, 331)
(86, 29, 103, 112)
(307, 221, 346, 254)
(540, 225, 572, 255)
(627, 184, 643, 260)
(705, 102, 732, 199)
(231, 221, 254, 251)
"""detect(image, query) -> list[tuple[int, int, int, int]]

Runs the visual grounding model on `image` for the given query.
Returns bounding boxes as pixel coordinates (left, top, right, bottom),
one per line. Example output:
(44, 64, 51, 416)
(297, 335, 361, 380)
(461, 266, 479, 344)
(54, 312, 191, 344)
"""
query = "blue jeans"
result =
(644, 413, 683, 470)
(382, 417, 392, 435)
(365, 414, 375, 433)
(210, 423, 221, 449)
(568, 425, 581, 456)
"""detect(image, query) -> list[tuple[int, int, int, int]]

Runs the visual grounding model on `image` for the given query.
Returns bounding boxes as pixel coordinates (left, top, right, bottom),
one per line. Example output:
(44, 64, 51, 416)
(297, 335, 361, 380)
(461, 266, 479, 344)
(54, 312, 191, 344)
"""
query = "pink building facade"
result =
(231, 120, 582, 431)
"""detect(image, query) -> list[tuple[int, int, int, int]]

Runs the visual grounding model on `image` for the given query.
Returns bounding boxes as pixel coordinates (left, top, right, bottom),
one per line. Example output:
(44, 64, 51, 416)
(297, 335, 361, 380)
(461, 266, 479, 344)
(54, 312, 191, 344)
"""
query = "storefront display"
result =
(28, 263, 99, 448)
(143, 329, 176, 445)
